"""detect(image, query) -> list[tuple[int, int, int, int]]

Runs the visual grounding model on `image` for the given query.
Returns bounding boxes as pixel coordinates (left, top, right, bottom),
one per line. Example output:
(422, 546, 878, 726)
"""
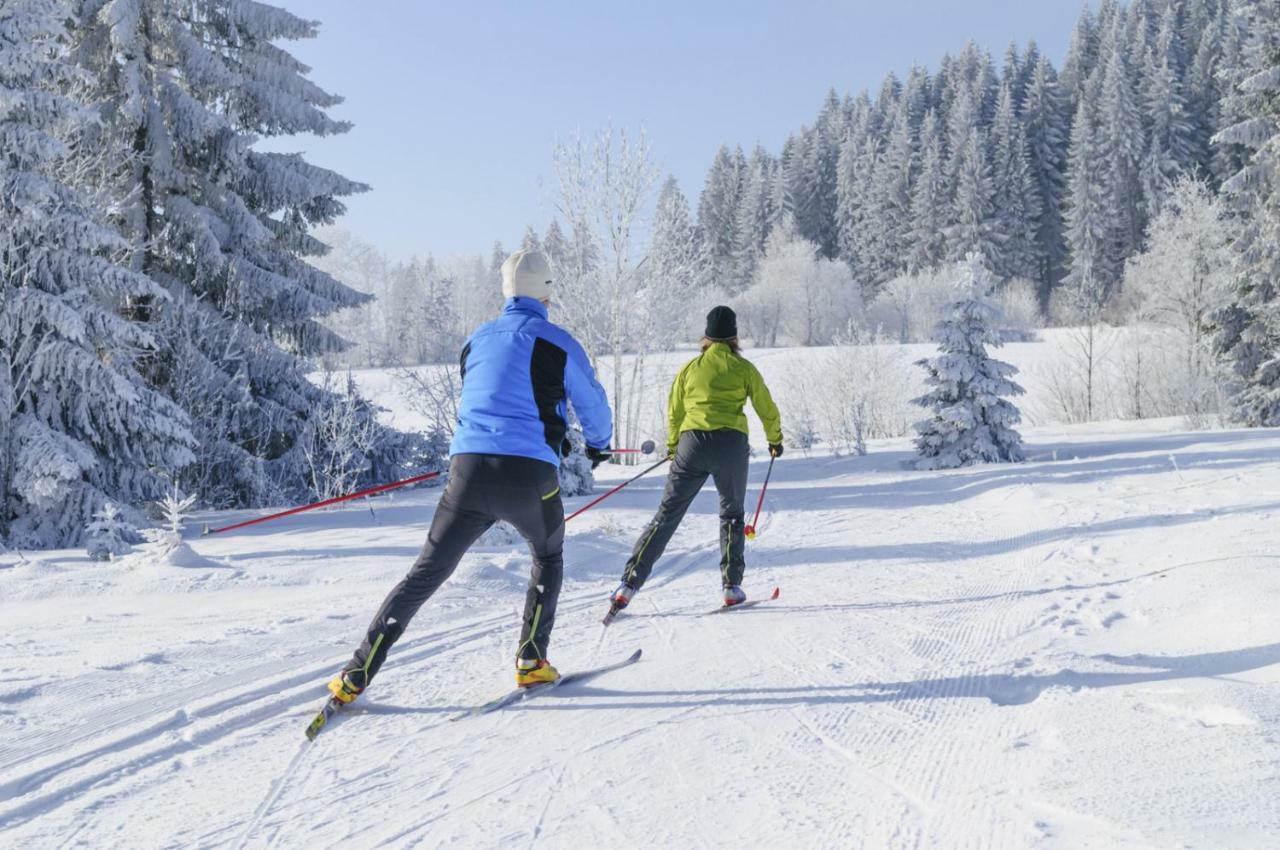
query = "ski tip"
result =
(770, 587, 780, 600)
(626, 648, 643, 662)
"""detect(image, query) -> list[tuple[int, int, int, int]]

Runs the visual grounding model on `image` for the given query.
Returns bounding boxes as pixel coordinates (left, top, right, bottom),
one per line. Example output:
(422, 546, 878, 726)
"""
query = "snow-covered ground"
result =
(3, 418, 1279, 848)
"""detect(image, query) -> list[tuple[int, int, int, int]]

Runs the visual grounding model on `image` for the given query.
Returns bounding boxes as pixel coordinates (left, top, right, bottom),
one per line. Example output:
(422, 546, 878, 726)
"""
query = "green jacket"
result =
(666, 343, 783, 453)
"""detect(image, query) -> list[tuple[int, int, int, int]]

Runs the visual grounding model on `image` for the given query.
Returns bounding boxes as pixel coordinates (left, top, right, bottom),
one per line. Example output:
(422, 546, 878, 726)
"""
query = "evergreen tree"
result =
(1141, 3, 1199, 216)
(698, 145, 744, 289)
(906, 111, 948, 274)
(1097, 37, 1147, 278)
(648, 177, 703, 344)
(990, 83, 1042, 281)
(1021, 54, 1070, 298)
(543, 219, 569, 270)
(1059, 4, 1099, 100)
(1211, 0, 1280, 425)
(1063, 96, 1113, 296)
(75, 0, 383, 509)
(520, 226, 543, 254)
(913, 253, 1024, 470)
(0, 0, 197, 547)
(732, 146, 780, 291)
(863, 103, 914, 286)
(946, 127, 998, 263)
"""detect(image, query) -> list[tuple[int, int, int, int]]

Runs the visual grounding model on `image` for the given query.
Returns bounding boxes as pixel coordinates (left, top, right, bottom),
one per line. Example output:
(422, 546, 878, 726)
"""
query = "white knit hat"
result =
(501, 250, 553, 301)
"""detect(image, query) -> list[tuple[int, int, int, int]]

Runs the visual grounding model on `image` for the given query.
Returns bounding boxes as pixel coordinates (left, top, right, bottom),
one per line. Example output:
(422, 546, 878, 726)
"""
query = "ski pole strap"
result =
(566, 457, 670, 523)
(749, 456, 775, 531)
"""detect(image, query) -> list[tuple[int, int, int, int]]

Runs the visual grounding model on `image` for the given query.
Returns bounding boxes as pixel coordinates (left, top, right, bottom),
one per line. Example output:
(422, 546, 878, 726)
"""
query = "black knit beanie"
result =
(704, 305, 738, 340)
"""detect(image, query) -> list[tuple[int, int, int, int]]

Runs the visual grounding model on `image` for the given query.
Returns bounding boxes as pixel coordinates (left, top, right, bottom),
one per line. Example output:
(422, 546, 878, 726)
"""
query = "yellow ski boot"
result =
(516, 658, 561, 688)
(326, 670, 365, 705)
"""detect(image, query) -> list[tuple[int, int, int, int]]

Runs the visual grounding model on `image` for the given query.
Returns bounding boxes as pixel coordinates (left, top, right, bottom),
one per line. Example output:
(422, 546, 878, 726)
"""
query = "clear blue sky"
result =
(269, 1, 1091, 262)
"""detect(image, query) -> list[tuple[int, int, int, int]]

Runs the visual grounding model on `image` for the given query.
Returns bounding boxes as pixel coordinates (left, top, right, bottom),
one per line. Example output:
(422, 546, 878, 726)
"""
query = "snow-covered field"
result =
(3, 416, 1279, 848)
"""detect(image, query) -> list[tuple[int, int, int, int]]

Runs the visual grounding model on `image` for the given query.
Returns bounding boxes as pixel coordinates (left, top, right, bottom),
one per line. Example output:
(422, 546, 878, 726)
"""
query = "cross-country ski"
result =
(451, 648, 643, 720)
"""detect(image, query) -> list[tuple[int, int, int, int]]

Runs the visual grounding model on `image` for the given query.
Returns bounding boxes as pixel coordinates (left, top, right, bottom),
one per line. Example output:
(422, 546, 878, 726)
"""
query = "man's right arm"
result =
(560, 334, 613, 449)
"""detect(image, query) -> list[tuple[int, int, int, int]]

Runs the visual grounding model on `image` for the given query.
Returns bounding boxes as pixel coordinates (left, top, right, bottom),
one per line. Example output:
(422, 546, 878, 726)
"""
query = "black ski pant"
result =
(342, 453, 565, 690)
(622, 429, 749, 591)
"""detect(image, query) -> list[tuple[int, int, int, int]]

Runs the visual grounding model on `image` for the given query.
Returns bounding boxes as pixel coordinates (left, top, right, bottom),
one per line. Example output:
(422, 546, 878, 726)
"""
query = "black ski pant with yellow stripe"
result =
(342, 453, 565, 690)
(622, 429, 749, 591)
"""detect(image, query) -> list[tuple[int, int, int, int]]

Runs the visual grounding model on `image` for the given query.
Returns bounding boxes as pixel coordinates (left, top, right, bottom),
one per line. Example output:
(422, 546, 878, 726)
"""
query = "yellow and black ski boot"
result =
(516, 658, 561, 688)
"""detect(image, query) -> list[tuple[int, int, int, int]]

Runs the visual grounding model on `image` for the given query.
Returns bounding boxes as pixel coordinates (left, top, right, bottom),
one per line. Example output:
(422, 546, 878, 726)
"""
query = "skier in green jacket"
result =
(610, 305, 783, 609)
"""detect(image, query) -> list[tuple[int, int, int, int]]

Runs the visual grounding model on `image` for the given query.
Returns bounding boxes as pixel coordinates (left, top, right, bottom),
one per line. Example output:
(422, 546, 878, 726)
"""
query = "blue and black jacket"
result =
(450, 297, 612, 467)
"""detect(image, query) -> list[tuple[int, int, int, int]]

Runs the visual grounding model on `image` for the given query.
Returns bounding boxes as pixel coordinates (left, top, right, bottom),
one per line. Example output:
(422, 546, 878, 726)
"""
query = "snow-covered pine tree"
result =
(731, 147, 779, 293)
(1063, 94, 1114, 299)
(1141, 3, 1198, 217)
(1211, 0, 1280, 426)
(521, 226, 543, 254)
(85, 502, 139, 561)
(1020, 54, 1070, 299)
(557, 415, 595, 498)
(990, 83, 1042, 282)
(912, 253, 1025, 470)
(1096, 32, 1148, 273)
(543, 219, 569, 271)
(863, 102, 914, 287)
(946, 126, 999, 264)
(647, 176, 703, 346)
(698, 145, 745, 290)
(807, 89, 846, 259)
(0, 0, 197, 548)
(73, 0, 399, 510)
(906, 110, 948, 274)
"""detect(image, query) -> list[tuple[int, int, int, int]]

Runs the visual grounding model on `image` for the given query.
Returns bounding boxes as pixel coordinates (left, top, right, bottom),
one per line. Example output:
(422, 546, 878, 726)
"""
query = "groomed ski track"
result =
(3, 421, 1280, 848)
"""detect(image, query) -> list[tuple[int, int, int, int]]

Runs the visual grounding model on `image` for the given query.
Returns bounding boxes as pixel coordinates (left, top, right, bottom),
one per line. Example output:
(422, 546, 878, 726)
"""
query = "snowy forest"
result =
(3, 0, 1280, 550)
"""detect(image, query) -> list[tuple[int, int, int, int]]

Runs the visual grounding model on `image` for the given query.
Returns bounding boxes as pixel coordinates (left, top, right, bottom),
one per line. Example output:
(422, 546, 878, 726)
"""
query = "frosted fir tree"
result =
(906, 111, 949, 275)
(989, 83, 1042, 282)
(1063, 96, 1114, 298)
(73, 0, 394, 510)
(557, 419, 595, 499)
(0, 0, 197, 548)
(85, 504, 139, 562)
(912, 253, 1025, 470)
(1021, 53, 1069, 296)
(698, 145, 746, 289)
(1211, 0, 1280, 426)
(649, 177, 704, 345)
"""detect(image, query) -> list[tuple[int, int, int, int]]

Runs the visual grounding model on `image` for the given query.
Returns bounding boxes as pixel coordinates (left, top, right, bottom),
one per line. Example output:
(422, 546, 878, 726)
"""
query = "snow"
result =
(3, 417, 1280, 848)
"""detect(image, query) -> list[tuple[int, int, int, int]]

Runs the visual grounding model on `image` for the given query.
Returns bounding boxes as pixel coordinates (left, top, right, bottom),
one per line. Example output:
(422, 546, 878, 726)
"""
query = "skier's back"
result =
(326, 250, 612, 706)
(612, 306, 782, 610)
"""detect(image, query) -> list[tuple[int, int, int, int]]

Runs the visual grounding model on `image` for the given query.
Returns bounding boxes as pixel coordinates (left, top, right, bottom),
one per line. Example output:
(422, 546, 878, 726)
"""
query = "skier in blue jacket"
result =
(326, 250, 612, 703)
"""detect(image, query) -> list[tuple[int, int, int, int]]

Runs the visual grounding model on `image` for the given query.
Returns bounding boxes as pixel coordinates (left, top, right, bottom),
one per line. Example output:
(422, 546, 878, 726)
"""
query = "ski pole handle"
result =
(744, 455, 775, 540)
(566, 456, 669, 523)
(603, 440, 658, 455)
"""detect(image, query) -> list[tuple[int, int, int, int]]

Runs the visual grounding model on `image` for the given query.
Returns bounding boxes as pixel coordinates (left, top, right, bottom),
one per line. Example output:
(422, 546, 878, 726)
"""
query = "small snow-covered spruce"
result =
(912, 254, 1025, 470)
(557, 418, 595, 499)
(85, 504, 138, 562)
(143, 486, 198, 557)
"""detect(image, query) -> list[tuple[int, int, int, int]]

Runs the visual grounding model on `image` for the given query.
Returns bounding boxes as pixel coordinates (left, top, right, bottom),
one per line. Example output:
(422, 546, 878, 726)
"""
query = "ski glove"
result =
(586, 446, 611, 469)
(769, 443, 784, 458)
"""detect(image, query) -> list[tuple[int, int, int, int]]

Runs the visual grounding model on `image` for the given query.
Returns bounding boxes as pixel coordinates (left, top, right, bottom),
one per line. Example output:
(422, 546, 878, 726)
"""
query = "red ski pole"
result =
(566, 456, 669, 523)
(205, 471, 442, 535)
(744, 455, 775, 540)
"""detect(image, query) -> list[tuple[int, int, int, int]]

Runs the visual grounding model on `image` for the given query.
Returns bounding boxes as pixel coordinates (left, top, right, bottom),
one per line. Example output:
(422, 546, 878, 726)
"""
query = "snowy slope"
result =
(3, 421, 1280, 848)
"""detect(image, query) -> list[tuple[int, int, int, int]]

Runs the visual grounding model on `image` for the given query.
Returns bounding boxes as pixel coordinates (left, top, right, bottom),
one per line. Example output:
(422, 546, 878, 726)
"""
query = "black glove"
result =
(769, 443, 783, 458)
(585, 445, 611, 469)
(561, 438, 572, 458)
